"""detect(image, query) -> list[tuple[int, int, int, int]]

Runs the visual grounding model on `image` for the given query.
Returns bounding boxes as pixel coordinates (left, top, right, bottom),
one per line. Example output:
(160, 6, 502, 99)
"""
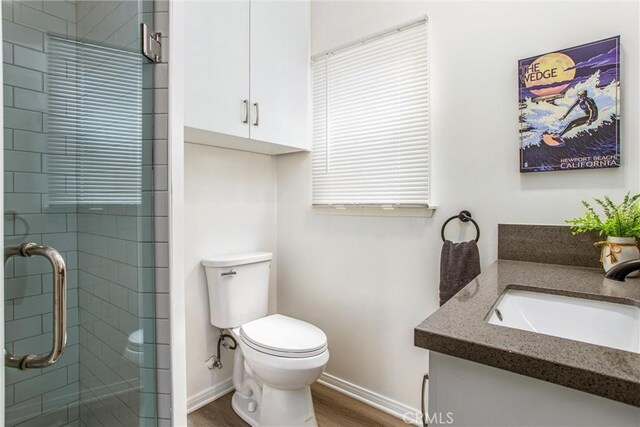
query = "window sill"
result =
(312, 205, 437, 218)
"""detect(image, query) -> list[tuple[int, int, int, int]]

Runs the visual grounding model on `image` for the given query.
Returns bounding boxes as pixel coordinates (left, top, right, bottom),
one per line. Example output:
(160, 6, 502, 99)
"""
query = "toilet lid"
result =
(240, 314, 327, 358)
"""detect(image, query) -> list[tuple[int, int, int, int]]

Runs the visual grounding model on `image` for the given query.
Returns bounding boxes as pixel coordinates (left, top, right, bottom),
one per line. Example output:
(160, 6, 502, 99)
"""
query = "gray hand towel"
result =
(439, 240, 481, 306)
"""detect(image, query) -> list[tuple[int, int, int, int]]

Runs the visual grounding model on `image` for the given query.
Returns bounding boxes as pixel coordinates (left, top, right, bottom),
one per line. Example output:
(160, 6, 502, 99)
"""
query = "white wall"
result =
(184, 142, 277, 405)
(276, 0, 639, 411)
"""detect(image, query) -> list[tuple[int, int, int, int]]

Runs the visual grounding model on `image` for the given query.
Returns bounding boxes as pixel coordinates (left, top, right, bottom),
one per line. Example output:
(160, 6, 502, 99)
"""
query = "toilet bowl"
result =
(202, 252, 329, 426)
(231, 314, 329, 426)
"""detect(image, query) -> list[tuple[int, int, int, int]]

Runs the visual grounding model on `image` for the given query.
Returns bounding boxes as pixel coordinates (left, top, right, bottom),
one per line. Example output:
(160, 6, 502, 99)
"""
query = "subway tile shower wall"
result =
(4, 1, 81, 425)
(3, 1, 171, 426)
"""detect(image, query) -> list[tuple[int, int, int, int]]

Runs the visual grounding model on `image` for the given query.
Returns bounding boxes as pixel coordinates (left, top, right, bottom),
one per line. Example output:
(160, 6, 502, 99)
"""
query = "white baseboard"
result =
(186, 373, 421, 425)
(187, 378, 235, 414)
(318, 372, 421, 426)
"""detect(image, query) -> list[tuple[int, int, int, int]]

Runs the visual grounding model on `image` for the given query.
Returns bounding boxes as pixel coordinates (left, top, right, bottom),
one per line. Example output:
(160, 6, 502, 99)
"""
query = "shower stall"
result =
(2, 0, 168, 425)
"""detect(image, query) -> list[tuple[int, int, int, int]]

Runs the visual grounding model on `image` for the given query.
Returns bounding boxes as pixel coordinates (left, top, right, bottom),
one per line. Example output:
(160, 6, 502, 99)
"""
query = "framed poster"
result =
(519, 36, 620, 172)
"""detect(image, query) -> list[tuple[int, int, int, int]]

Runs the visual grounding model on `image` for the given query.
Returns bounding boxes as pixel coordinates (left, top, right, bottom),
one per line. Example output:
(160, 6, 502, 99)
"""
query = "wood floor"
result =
(188, 383, 407, 427)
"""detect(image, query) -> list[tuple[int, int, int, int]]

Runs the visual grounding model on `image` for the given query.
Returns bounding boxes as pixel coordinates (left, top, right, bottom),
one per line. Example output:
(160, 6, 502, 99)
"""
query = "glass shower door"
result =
(3, 1, 159, 425)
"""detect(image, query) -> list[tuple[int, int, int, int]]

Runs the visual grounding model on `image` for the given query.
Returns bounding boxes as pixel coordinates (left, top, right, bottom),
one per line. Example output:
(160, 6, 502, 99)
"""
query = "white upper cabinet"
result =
(184, 0, 250, 139)
(249, 1, 310, 150)
(184, 0, 310, 155)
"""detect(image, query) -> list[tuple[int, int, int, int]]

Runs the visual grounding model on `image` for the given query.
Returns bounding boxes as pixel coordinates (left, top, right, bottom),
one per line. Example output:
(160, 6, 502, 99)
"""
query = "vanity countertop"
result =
(414, 259, 640, 407)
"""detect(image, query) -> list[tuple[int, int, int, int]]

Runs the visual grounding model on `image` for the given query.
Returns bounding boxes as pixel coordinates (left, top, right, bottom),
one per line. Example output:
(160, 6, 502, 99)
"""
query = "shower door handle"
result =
(4, 243, 67, 370)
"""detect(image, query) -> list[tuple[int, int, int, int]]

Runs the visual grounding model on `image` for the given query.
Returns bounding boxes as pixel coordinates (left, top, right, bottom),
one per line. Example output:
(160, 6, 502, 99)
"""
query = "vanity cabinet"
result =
(428, 352, 639, 426)
(184, 0, 310, 155)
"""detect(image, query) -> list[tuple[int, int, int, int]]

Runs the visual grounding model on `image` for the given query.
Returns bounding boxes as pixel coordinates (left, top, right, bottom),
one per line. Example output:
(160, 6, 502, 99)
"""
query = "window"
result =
(46, 35, 143, 205)
(311, 19, 430, 208)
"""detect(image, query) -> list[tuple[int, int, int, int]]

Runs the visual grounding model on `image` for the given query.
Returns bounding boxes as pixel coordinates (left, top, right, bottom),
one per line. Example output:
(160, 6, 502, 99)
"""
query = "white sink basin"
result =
(488, 289, 640, 354)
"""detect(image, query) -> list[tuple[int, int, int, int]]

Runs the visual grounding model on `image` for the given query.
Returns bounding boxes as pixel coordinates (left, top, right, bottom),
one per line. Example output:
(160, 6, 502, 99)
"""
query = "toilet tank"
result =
(202, 252, 272, 329)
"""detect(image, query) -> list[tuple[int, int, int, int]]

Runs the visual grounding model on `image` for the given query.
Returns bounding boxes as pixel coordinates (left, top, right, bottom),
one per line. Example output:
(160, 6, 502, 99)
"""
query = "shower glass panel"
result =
(3, 1, 158, 425)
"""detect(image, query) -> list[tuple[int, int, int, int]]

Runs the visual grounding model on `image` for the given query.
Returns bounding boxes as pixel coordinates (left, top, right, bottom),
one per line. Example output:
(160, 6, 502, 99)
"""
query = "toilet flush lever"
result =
(221, 269, 236, 277)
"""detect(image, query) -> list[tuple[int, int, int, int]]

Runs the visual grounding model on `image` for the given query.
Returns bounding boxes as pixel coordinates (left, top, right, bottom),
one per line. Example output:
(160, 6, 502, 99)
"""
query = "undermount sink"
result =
(488, 289, 640, 354)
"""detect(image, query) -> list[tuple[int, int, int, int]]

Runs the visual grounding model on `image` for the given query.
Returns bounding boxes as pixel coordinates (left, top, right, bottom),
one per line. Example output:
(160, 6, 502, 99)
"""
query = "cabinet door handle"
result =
(253, 102, 259, 126)
(242, 99, 249, 124)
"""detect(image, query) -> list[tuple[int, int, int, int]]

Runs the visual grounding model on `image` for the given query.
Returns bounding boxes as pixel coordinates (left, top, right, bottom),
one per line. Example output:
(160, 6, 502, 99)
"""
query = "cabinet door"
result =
(184, 0, 250, 139)
(249, 0, 310, 150)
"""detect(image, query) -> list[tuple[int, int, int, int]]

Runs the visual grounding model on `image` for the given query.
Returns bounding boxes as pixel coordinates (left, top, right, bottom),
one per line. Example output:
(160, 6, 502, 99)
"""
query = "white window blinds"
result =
(312, 20, 430, 207)
(46, 35, 143, 205)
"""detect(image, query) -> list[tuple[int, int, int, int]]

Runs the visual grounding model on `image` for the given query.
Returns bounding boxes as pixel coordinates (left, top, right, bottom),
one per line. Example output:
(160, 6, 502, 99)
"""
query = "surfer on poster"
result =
(543, 90, 599, 147)
(559, 90, 598, 135)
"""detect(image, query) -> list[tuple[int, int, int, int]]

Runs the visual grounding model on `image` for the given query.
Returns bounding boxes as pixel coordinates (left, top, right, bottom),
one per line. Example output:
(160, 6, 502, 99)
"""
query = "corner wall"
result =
(184, 143, 277, 409)
(276, 0, 639, 411)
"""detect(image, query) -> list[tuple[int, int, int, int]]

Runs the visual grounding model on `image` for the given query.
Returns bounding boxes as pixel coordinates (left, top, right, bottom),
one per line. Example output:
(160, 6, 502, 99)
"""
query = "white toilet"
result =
(202, 252, 329, 427)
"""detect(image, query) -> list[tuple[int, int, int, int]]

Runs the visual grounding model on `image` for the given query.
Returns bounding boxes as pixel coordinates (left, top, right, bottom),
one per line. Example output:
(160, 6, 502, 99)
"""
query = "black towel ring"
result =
(441, 210, 480, 242)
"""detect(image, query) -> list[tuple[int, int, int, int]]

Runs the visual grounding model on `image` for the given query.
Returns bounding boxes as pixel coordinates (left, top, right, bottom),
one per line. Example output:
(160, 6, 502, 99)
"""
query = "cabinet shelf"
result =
(184, 126, 310, 156)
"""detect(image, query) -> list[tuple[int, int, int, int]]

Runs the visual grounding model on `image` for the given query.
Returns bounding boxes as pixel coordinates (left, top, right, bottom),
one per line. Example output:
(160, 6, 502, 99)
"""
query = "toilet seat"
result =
(240, 314, 327, 358)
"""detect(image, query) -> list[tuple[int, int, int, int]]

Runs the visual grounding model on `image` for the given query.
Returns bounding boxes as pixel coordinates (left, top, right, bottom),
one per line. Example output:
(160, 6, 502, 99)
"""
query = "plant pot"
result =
(600, 236, 640, 276)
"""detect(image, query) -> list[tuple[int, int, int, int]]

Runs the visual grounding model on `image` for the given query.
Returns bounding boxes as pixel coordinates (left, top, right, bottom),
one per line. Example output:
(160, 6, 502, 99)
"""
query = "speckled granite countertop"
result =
(414, 259, 640, 407)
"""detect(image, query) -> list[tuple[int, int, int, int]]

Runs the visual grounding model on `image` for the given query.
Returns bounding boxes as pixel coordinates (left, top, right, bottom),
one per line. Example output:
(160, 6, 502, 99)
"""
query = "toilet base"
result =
(231, 385, 318, 427)
(231, 392, 261, 426)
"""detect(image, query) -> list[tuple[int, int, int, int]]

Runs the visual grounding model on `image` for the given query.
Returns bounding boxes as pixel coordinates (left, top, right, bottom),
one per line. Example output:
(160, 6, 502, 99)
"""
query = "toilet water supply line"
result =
(205, 330, 237, 370)
(205, 330, 263, 405)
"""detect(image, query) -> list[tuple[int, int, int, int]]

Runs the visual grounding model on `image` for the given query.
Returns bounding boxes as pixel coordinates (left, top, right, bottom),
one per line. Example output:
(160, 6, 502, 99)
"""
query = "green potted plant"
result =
(567, 193, 640, 273)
